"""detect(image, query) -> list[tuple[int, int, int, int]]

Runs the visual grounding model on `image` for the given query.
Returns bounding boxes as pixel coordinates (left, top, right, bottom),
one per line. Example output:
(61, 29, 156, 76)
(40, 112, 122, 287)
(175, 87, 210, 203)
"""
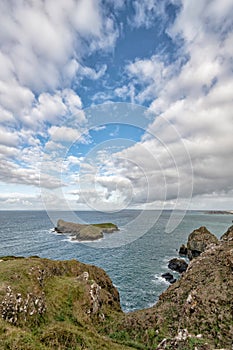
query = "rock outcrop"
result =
(221, 225, 233, 241)
(55, 219, 119, 241)
(186, 226, 219, 260)
(178, 244, 188, 256)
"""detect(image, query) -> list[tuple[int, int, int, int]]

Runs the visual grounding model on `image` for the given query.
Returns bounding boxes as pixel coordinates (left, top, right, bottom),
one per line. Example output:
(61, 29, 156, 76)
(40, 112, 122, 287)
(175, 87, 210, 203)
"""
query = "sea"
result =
(0, 210, 231, 312)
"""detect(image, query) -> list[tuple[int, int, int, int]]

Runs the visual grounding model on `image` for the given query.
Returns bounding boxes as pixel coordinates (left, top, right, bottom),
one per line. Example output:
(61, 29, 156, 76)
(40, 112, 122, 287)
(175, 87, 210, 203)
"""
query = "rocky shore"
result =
(0, 225, 232, 349)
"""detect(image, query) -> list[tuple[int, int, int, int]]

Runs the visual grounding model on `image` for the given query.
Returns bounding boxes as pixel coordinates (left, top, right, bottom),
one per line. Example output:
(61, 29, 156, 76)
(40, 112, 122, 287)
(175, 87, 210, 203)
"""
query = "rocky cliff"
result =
(0, 225, 233, 350)
(112, 226, 233, 349)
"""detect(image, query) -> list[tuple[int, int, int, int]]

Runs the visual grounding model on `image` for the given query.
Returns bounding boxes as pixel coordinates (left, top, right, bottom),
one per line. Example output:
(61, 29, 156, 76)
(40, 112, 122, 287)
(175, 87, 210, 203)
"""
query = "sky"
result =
(0, 0, 233, 212)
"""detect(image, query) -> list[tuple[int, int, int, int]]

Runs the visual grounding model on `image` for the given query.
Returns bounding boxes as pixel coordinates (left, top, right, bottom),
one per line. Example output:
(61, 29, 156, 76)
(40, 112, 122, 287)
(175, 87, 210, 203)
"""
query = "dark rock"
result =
(179, 244, 188, 256)
(168, 258, 188, 273)
(220, 225, 233, 241)
(187, 226, 219, 260)
(161, 272, 175, 283)
(170, 278, 177, 284)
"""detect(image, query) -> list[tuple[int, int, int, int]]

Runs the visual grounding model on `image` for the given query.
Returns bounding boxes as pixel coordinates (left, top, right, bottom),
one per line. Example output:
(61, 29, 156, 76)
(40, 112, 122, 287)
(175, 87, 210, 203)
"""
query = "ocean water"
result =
(0, 210, 231, 312)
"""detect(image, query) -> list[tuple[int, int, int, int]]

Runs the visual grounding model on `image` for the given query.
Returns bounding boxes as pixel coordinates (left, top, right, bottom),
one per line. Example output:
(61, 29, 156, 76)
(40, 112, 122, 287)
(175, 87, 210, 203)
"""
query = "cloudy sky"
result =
(0, 0, 233, 211)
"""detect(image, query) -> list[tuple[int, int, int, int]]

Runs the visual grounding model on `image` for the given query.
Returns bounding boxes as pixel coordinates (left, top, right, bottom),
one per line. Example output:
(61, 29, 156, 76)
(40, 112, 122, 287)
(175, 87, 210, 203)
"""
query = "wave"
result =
(152, 273, 169, 286)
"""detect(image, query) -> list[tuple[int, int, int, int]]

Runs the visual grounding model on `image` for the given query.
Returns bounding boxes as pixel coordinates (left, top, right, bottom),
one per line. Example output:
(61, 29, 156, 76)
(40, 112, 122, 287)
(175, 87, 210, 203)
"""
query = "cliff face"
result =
(186, 226, 219, 260)
(113, 227, 233, 350)
(221, 225, 233, 241)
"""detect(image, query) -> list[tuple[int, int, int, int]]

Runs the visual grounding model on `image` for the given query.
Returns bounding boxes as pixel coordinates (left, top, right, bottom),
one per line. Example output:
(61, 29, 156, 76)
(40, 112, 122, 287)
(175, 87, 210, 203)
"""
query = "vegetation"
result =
(92, 223, 118, 229)
(0, 228, 232, 350)
(0, 257, 130, 350)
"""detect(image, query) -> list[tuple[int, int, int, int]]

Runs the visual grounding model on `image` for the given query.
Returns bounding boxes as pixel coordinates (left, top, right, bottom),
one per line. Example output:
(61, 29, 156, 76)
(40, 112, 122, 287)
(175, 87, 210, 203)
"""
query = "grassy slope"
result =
(0, 238, 232, 350)
(0, 257, 131, 350)
(92, 223, 118, 229)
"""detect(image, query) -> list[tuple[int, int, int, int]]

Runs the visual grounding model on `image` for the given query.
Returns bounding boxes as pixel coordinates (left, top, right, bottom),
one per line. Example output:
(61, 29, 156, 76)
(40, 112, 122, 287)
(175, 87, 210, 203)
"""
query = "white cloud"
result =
(0, 0, 118, 131)
(129, 0, 168, 29)
(48, 126, 82, 143)
(67, 155, 84, 166)
(118, 0, 233, 207)
(125, 55, 174, 103)
(0, 80, 34, 115)
(0, 145, 20, 158)
(0, 127, 19, 147)
(0, 157, 62, 189)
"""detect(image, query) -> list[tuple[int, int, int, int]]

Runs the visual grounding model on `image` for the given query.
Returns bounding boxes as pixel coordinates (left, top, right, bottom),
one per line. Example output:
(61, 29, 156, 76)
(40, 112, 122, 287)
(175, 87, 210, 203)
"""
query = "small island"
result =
(54, 219, 119, 241)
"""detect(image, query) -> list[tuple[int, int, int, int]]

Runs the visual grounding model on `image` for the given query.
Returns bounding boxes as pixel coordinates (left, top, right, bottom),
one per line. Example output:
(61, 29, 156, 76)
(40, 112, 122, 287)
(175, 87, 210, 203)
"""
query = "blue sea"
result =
(0, 210, 231, 312)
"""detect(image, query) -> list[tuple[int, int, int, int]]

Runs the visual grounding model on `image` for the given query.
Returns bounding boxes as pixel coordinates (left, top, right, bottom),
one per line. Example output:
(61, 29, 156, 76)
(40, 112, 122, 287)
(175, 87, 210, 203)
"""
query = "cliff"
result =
(0, 225, 233, 350)
(0, 256, 130, 350)
(111, 226, 233, 349)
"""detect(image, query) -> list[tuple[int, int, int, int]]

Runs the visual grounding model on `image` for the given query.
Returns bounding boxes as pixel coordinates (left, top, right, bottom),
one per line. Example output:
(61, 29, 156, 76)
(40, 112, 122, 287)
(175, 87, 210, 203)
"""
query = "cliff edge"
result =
(0, 225, 233, 349)
(0, 257, 130, 350)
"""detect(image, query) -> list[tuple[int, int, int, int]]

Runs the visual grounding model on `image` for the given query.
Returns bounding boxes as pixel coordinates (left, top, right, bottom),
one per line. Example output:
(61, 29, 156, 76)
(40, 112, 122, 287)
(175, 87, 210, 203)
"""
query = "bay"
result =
(0, 210, 230, 312)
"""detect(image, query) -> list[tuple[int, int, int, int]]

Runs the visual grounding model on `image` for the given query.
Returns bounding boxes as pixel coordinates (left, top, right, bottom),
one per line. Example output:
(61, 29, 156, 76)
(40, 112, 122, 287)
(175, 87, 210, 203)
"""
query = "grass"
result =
(0, 257, 133, 350)
(92, 223, 118, 229)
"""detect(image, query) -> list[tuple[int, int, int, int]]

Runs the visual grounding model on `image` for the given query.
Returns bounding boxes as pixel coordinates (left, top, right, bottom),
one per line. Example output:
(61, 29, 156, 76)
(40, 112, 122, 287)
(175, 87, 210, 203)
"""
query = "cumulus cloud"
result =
(0, 0, 117, 92)
(48, 126, 83, 143)
(0, 0, 116, 130)
(0, 127, 19, 148)
(1, 0, 232, 210)
(117, 0, 233, 206)
(0, 0, 119, 199)
(0, 157, 63, 189)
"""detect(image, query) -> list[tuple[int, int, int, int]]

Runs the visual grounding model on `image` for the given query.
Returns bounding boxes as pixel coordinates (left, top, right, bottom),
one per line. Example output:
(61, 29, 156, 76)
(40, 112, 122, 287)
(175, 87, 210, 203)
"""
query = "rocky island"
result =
(54, 219, 119, 241)
(0, 225, 232, 349)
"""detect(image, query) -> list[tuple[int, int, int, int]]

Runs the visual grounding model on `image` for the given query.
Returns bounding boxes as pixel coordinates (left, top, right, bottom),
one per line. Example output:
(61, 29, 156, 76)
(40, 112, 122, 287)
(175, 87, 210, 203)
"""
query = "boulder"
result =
(168, 258, 188, 273)
(220, 225, 233, 241)
(161, 272, 176, 284)
(187, 226, 218, 260)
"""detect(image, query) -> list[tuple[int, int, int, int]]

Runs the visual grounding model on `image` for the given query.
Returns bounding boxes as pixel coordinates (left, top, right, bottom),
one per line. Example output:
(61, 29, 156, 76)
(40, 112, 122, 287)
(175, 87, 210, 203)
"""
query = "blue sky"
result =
(0, 0, 233, 211)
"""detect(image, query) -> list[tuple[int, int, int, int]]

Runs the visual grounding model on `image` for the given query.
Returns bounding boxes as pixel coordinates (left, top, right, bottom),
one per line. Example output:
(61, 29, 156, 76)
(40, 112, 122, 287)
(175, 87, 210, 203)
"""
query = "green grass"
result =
(0, 257, 134, 350)
(92, 223, 118, 229)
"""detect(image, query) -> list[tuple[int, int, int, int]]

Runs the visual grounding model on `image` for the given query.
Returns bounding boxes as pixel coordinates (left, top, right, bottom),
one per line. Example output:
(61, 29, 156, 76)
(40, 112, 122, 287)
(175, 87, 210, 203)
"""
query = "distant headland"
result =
(205, 210, 233, 215)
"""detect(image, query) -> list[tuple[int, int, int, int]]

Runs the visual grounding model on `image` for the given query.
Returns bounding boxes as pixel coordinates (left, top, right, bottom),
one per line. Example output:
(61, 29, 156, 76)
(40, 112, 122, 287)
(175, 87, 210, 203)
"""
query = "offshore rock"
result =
(187, 226, 219, 260)
(55, 219, 119, 241)
(161, 272, 176, 284)
(168, 258, 188, 273)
